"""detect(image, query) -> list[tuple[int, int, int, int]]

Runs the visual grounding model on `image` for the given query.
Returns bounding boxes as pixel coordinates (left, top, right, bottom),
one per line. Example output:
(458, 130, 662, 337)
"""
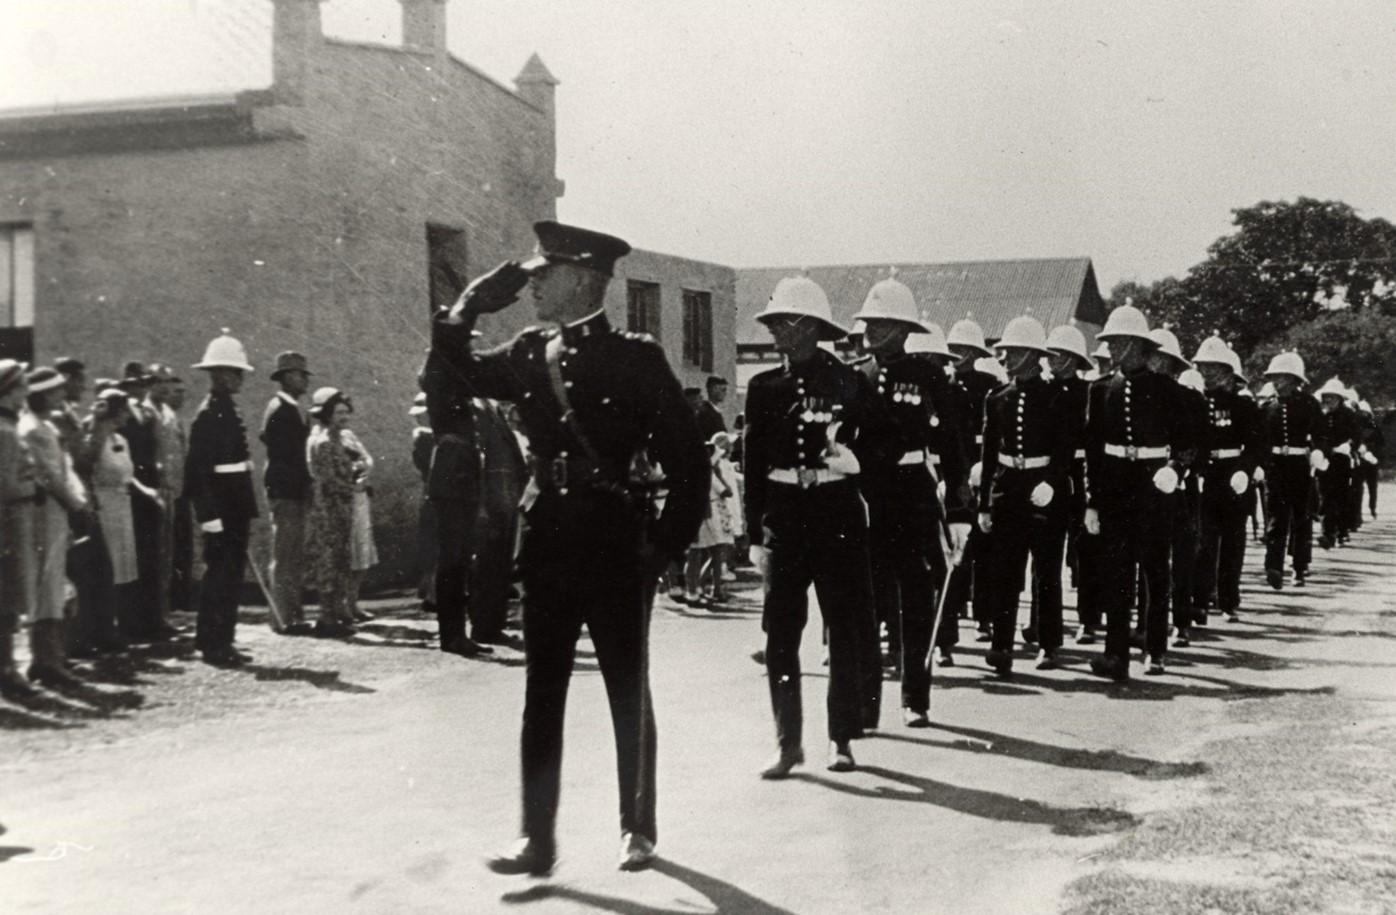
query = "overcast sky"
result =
(4, 0, 1395, 290)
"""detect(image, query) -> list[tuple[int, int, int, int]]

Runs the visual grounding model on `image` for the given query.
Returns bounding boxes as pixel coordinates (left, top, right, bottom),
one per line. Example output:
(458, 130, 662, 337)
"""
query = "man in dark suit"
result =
(468, 397, 528, 643)
(428, 221, 708, 876)
(261, 352, 314, 635)
(118, 362, 170, 642)
(695, 376, 729, 440)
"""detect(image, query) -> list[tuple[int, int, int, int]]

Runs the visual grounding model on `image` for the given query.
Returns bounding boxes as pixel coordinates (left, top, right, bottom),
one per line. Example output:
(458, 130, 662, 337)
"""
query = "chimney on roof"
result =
(271, 0, 325, 105)
(514, 53, 558, 114)
(400, 0, 448, 55)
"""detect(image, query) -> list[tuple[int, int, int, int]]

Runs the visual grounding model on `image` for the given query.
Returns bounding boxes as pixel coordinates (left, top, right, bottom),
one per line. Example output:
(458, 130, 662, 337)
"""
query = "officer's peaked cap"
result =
(521, 221, 631, 277)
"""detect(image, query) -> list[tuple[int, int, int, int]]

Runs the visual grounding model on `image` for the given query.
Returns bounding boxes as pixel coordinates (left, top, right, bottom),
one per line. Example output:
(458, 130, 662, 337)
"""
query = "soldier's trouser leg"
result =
(519, 585, 583, 849)
(1031, 513, 1067, 651)
(1290, 472, 1314, 574)
(1195, 493, 1221, 618)
(970, 529, 994, 630)
(1320, 461, 1344, 543)
(1366, 466, 1379, 516)
(1170, 492, 1198, 632)
(942, 529, 977, 637)
(171, 495, 193, 612)
(196, 519, 248, 653)
(433, 501, 474, 643)
(896, 537, 939, 715)
(1219, 496, 1248, 613)
(269, 498, 307, 627)
(1099, 507, 1137, 666)
(987, 514, 1031, 656)
(1264, 464, 1295, 574)
(1076, 528, 1103, 632)
(1141, 495, 1173, 658)
(869, 548, 901, 660)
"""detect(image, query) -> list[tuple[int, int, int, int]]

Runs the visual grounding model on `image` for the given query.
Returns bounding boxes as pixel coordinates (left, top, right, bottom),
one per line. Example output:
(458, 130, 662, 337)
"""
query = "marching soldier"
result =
(1084, 306, 1193, 680)
(1258, 352, 1322, 590)
(1313, 377, 1359, 550)
(186, 330, 259, 667)
(1042, 326, 1093, 643)
(428, 221, 708, 876)
(851, 271, 970, 726)
(1356, 398, 1383, 520)
(745, 274, 896, 777)
(1191, 337, 1261, 625)
(978, 317, 1075, 675)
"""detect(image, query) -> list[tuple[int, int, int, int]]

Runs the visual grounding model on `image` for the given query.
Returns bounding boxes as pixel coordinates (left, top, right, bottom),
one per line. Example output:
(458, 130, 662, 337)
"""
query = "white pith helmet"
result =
(974, 356, 1007, 383)
(905, 322, 952, 357)
(1092, 340, 1112, 360)
(947, 316, 992, 356)
(1096, 304, 1152, 343)
(1224, 348, 1247, 383)
(1192, 334, 1231, 366)
(1263, 351, 1307, 383)
(756, 274, 848, 341)
(993, 315, 1050, 353)
(1045, 325, 1090, 364)
(1178, 369, 1204, 392)
(1258, 381, 1277, 399)
(1315, 377, 1347, 399)
(1147, 328, 1190, 367)
(192, 328, 254, 372)
(852, 267, 929, 332)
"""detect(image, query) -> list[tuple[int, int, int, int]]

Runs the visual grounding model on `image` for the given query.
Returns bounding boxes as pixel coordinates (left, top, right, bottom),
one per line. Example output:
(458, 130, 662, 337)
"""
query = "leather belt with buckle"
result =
(997, 453, 1051, 470)
(768, 468, 847, 489)
(1103, 444, 1169, 461)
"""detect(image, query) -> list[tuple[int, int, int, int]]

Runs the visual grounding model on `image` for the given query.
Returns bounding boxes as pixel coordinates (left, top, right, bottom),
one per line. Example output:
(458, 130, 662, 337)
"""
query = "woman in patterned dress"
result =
(305, 388, 363, 636)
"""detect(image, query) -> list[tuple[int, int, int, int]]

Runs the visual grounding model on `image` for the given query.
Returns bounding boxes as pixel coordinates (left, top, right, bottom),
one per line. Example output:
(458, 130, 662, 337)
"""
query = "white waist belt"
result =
(899, 449, 927, 466)
(214, 461, 251, 474)
(1271, 446, 1308, 456)
(975, 435, 984, 445)
(768, 468, 848, 488)
(1103, 444, 1170, 461)
(1211, 448, 1242, 459)
(927, 452, 941, 466)
(1073, 448, 1086, 460)
(997, 453, 1051, 470)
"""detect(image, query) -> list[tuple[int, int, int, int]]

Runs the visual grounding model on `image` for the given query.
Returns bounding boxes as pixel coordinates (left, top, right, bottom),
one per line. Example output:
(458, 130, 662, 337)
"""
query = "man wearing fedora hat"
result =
(261, 351, 314, 635)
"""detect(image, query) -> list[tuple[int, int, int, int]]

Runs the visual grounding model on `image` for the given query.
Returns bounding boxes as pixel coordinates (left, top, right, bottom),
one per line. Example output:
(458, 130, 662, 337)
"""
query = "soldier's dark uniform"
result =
(1034, 369, 1089, 641)
(1357, 409, 1383, 519)
(745, 348, 897, 752)
(1315, 401, 1358, 548)
(1260, 391, 1322, 585)
(184, 389, 257, 660)
(979, 373, 1075, 670)
(1084, 365, 1193, 673)
(431, 295, 707, 858)
(1194, 385, 1261, 621)
(1168, 383, 1210, 637)
(855, 349, 970, 715)
(942, 364, 999, 638)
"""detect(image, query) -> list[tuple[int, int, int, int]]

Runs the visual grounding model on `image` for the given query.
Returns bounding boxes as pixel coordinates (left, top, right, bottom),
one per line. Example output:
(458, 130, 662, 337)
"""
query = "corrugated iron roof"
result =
(736, 257, 1106, 345)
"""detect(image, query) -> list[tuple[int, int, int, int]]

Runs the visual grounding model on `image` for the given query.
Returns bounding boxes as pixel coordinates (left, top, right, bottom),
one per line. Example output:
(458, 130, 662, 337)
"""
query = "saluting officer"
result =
(745, 274, 897, 778)
(1083, 306, 1194, 680)
(851, 271, 971, 727)
(978, 317, 1075, 675)
(1041, 326, 1093, 644)
(1258, 352, 1322, 590)
(185, 331, 259, 667)
(1313, 377, 1359, 550)
(1191, 337, 1262, 625)
(428, 221, 708, 877)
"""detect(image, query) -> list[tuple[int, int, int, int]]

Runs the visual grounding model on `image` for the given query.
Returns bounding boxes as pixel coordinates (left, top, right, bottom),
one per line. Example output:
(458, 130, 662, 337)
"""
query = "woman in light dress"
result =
(86, 388, 162, 611)
(305, 388, 377, 636)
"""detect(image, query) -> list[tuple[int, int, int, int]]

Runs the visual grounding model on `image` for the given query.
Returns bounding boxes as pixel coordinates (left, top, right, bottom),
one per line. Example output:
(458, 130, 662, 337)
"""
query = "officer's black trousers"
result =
(990, 506, 1066, 655)
(1170, 488, 1200, 631)
(1196, 485, 1249, 616)
(866, 467, 945, 714)
(433, 500, 476, 643)
(1319, 455, 1352, 543)
(1075, 527, 1105, 633)
(762, 479, 875, 747)
(1264, 459, 1313, 575)
(196, 519, 249, 653)
(1099, 487, 1173, 663)
(944, 525, 993, 635)
(517, 491, 656, 846)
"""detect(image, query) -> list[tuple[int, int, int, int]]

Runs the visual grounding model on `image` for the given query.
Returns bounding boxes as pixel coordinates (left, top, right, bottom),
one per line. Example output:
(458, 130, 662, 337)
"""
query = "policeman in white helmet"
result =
(977, 316, 1075, 675)
(849, 270, 972, 724)
(1257, 350, 1320, 588)
(745, 273, 896, 777)
(1082, 305, 1195, 679)
(187, 329, 258, 667)
(1043, 325, 1096, 642)
(1313, 376, 1360, 548)
(1191, 336, 1261, 625)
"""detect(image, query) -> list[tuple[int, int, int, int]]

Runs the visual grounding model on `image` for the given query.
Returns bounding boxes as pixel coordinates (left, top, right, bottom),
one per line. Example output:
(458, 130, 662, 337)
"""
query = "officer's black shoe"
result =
(974, 624, 992, 643)
(1035, 649, 1059, 670)
(472, 630, 511, 646)
(1294, 569, 1308, 587)
(937, 648, 955, 667)
(1090, 655, 1130, 682)
(618, 832, 656, 872)
(1194, 611, 1209, 628)
(0, 667, 39, 700)
(1226, 610, 1241, 624)
(984, 649, 1013, 677)
(1265, 569, 1283, 590)
(827, 741, 856, 773)
(1076, 628, 1098, 645)
(279, 621, 315, 637)
(759, 746, 804, 779)
(1173, 627, 1191, 648)
(201, 649, 243, 668)
(486, 838, 556, 877)
(1145, 655, 1166, 676)
(441, 636, 492, 657)
(314, 620, 356, 638)
(1129, 629, 1146, 650)
(901, 707, 931, 728)
(1318, 535, 1333, 550)
(1021, 626, 1039, 647)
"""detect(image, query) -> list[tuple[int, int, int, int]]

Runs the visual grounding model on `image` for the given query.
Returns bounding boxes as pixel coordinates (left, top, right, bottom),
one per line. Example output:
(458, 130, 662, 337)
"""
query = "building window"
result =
(0, 224, 35, 363)
(627, 280, 661, 337)
(683, 289, 713, 372)
(426, 224, 469, 314)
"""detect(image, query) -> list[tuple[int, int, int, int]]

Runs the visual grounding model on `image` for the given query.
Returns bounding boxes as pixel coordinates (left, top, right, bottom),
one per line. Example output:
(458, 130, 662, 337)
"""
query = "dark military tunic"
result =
(943, 364, 1001, 633)
(1315, 402, 1360, 544)
(429, 306, 707, 849)
(1169, 383, 1212, 634)
(1195, 386, 1262, 617)
(744, 347, 897, 745)
(184, 389, 256, 656)
(1045, 373, 1095, 633)
(1259, 392, 1322, 578)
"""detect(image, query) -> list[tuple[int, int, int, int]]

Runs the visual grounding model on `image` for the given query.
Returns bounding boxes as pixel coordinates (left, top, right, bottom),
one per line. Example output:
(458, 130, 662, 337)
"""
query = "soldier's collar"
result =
(560, 309, 612, 346)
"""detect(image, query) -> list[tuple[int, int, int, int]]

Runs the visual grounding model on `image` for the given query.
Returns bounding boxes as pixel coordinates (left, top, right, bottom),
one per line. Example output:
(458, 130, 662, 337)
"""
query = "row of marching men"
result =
(741, 269, 1374, 778)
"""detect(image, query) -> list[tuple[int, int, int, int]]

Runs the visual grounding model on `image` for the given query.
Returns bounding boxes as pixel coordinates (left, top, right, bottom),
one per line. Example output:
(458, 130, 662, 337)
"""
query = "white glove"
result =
(1084, 507, 1101, 536)
(1030, 481, 1054, 507)
(748, 545, 770, 578)
(1363, 450, 1379, 466)
(200, 518, 224, 534)
(1334, 441, 1352, 456)
(968, 461, 982, 488)
(1229, 470, 1249, 495)
(1309, 449, 1329, 472)
(823, 423, 861, 475)
(1253, 466, 1266, 483)
(947, 522, 971, 566)
(977, 512, 993, 534)
(936, 479, 947, 504)
(1152, 465, 1179, 495)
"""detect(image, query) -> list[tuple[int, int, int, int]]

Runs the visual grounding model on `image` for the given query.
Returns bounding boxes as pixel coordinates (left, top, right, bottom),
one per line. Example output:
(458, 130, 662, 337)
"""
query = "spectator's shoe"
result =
(352, 609, 376, 623)
(1226, 610, 1241, 624)
(201, 649, 244, 668)
(937, 648, 955, 667)
(27, 660, 82, 690)
(1318, 534, 1334, 550)
(1021, 626, 1039, 647)
(486, 838, 556, 877)
(1294, 569, 1308, 587)
(0, 666, 38, 700)
(617, 832, 656, 872)
(759, 747, 804, 779)
(826, 741, 856, 773)
(1173, 627, 1191, 648)
(315, 620, 356, 639)
(985, 649, 1013, 677)
(974, 624, 992, 643)
(231, 648, 254, 664)
(1035, 649, 1060, 670)
(1076, 628, 1098, 645)
(901, 707, 931, 728)
(471, 630, 511, 646)
(1145, 655, 1166, 676)
(1090, 655, 1130, 682)
(441, 636, 492, 657)
(1265, 569, 1283, 590)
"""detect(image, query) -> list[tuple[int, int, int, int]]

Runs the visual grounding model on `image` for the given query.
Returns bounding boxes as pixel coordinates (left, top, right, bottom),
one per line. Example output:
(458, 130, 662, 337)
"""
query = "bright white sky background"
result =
(3, 0, 1395, 291)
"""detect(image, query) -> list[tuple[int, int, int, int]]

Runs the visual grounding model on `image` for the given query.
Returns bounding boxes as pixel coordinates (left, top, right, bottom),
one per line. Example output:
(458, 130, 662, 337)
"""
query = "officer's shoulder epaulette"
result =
(619, 330, 660, 346)
(848, 354, 873, 367)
